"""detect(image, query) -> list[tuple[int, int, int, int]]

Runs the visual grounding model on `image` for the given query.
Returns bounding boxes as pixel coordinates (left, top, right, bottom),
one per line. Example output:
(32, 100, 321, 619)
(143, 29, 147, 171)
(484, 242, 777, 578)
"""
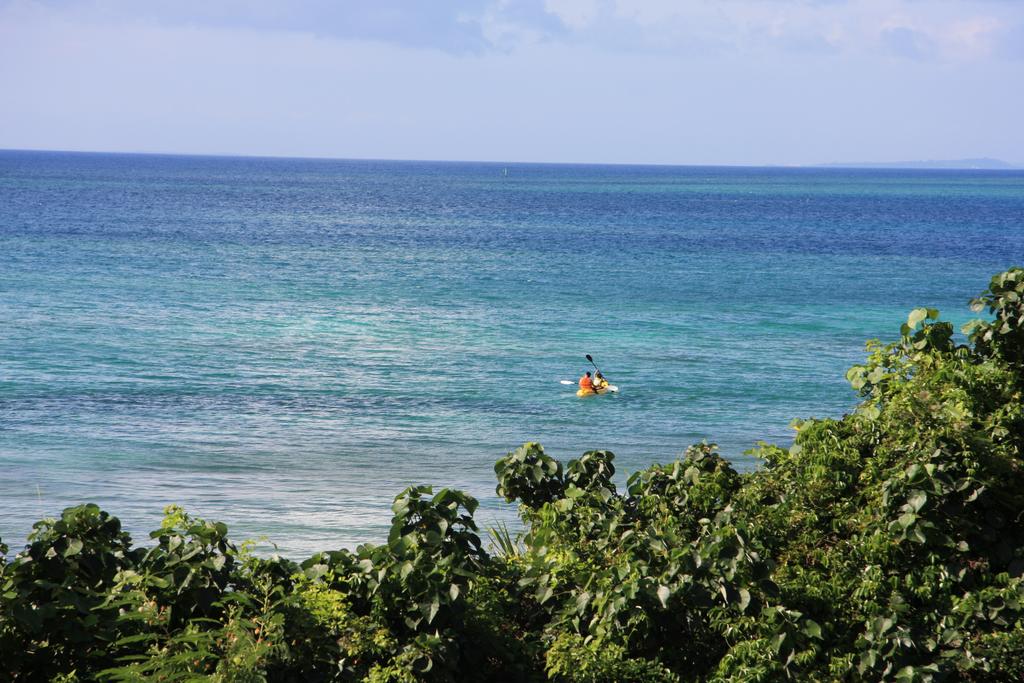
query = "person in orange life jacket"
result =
(579, 371, 594, 392)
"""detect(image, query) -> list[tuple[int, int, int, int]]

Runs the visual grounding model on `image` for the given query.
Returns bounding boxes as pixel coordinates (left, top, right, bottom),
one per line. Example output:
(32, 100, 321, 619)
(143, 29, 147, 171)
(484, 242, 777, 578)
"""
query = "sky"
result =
(1, 0, 1022, 166)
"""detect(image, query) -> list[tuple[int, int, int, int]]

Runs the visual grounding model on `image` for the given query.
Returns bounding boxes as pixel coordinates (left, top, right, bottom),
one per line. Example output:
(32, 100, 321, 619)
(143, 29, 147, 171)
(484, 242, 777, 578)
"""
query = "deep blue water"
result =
(1, 150, 1022, 556)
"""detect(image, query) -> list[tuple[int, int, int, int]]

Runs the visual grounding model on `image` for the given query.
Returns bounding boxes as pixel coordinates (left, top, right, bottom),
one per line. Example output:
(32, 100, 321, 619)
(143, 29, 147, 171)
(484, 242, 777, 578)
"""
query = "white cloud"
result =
(3, 0, 1021, 61)
(543, 0, 601, 30)
(945, 16, 1002, 57)
(879, 25, 935, 59)
(531, 0, 1022, 62)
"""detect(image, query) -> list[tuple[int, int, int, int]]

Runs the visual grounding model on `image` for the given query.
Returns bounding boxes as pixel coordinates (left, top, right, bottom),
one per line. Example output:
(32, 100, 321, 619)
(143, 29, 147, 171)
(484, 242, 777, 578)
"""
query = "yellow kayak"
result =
(576, 382, 618, 397)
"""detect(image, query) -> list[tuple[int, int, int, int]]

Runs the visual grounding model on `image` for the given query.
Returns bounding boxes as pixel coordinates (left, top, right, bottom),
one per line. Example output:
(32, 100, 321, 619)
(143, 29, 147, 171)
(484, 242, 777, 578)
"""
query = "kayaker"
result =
(579, 371, 594, 393)
(593, 372, 608, 390)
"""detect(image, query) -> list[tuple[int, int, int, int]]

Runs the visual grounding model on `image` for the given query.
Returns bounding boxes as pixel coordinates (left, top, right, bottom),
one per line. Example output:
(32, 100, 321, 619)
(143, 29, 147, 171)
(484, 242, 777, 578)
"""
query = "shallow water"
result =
(1, 151, 1022, 556)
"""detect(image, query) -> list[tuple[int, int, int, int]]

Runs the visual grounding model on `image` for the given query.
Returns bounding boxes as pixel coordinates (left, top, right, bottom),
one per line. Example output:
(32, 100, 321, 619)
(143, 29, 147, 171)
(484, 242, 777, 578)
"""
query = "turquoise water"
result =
(2, 150, 1022, 556)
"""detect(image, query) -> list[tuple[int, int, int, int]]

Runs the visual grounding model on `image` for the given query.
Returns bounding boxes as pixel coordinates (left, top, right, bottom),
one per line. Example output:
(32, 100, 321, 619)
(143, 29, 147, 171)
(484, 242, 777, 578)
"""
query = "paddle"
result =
(585, 354, 615, 393)
(563, 355, 603, 388)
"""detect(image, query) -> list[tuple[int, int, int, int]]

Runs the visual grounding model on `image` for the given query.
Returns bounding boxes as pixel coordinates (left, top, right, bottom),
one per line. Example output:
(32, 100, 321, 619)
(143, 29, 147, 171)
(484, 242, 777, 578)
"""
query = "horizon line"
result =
(1, 146, 1020, 172)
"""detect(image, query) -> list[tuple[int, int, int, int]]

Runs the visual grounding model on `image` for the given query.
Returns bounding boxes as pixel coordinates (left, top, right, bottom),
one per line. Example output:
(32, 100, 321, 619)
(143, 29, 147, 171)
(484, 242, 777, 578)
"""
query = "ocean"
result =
(1, 150, 1022, 556)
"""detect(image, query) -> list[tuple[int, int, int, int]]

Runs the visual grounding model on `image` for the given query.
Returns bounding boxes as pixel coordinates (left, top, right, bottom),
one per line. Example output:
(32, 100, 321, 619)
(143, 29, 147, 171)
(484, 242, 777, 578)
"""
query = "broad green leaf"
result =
(907, 308, 927, 329)
(656, 585, 670, 608)
(738, 588, 751, 612)
(802, 619, 822, 640)
(303, 563, 328, 580)
(858, 404, 881, 420)
(63, 538, 83, 558)
(894, 666, 916, 682)
(859, 650, 877, 674)
(427, 598, 440, 623)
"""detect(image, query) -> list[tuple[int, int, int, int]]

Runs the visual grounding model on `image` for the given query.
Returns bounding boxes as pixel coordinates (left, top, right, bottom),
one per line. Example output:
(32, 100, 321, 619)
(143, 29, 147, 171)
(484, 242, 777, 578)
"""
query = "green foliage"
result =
(486, 522, 524, 558)
(495, 442, 565, 509)
(0, 504, 141, 678)
(3, 267, 1024, 681)
(136, 504, 239, 628)
(546, 633, 679, 682)
(965, 267, 1024, 370)
(369, 485, 486, 634)
(565, 449, 616, 494)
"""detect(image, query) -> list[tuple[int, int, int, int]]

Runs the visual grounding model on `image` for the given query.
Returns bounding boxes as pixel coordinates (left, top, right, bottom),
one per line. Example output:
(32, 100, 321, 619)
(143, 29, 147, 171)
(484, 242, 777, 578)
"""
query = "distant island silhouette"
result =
(819, 157, 1018, 170)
